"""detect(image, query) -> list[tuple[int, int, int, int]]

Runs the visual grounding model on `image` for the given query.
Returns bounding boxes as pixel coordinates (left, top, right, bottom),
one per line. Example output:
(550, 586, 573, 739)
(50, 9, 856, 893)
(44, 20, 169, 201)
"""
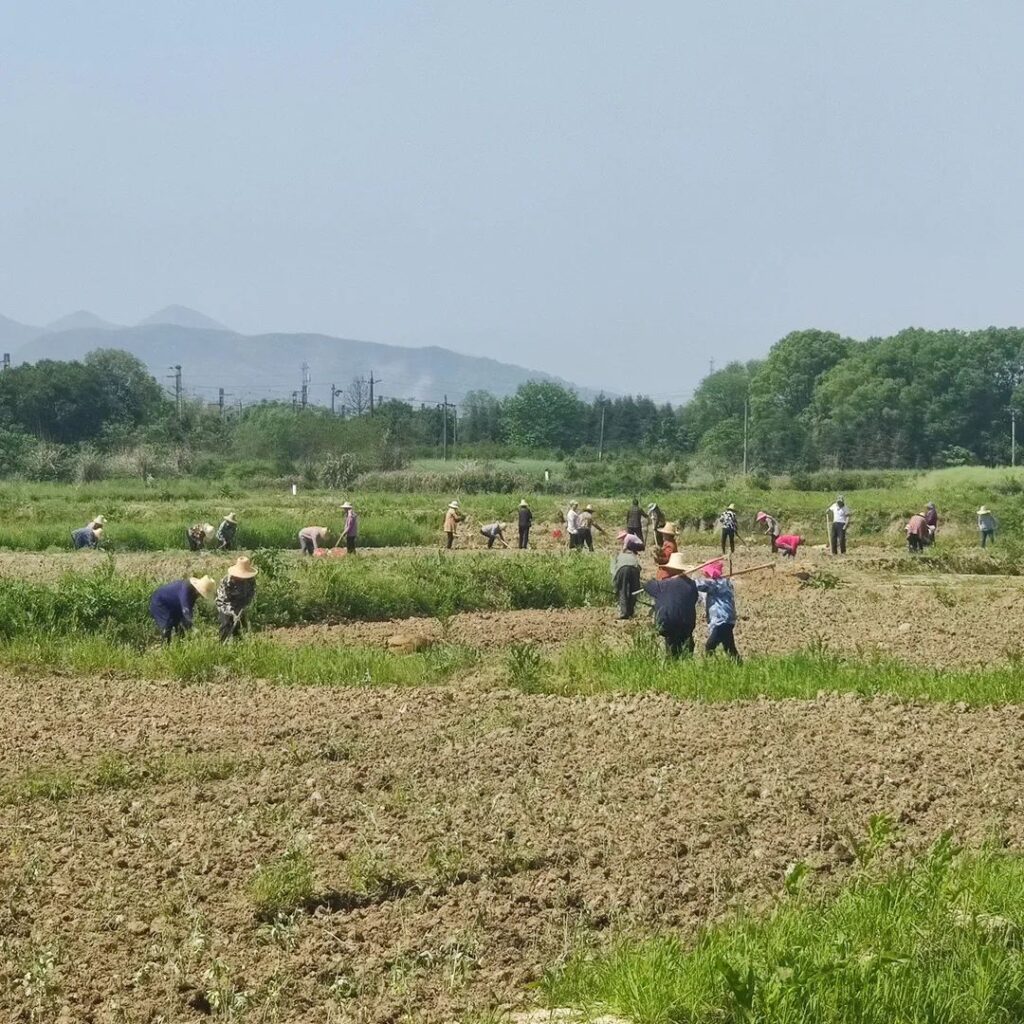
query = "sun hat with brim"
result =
(727, 504, 736, 511)
(93, 515, 107, 526)
(341, 502, 353, 510)
(448, 501, 460, 509)
(663, 552, 692, 575)
(520, 500, 529, 507)
(978, 506, 991, 515)
(755, 511, 767, 522)
(224, 513, 238, 523)
(617, 530, 628, 541)
(228, 556, 258, 579)
(585, 505, 594, 512)
(660, 522, 677, 536)
(189, 575, 217, 601)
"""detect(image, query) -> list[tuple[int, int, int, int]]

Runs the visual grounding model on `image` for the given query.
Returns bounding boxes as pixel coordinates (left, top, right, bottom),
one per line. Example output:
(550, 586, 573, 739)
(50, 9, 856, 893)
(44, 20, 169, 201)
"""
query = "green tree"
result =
(502, 381, 586, 451)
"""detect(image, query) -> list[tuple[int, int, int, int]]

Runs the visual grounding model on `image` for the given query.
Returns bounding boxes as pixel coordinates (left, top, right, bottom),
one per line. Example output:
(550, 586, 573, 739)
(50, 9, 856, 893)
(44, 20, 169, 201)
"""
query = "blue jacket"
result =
(71, 527, 98, 549)
(149, 580, 199, 631)
(643, 577, 698, 634)
(696, 578, 736, 627)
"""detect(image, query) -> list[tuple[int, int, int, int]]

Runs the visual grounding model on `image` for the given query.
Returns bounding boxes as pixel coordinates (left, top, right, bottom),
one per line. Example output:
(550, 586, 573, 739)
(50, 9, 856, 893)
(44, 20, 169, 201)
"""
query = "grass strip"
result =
(542, 838, 1024, 1024)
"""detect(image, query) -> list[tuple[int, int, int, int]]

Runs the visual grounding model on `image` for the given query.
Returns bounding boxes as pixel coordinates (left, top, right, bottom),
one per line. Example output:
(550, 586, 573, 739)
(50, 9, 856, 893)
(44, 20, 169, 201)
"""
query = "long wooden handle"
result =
(727, 561, 776, 578)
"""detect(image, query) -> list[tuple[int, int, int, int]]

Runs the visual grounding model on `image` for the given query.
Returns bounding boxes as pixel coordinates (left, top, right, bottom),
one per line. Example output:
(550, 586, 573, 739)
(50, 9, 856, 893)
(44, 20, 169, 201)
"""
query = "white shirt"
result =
(566, 509, 581, 534)
(828, 502, 851, 524)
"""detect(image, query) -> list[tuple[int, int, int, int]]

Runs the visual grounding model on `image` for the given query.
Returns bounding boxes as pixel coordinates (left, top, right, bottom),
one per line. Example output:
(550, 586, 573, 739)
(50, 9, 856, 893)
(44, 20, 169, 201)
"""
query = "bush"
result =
(319, 453, 359, 489)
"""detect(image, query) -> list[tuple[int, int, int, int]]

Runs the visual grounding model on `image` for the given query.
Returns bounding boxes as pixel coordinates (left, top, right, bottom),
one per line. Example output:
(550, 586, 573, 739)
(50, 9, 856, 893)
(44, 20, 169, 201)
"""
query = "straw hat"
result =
(224, 513, 238, 523)
(585, 504, 594, 512)
(978, 506, 991, 515)
(726, 503, 736, 511)
(189, 575, 217, 600)
(341, 502, 353, 510)
(663, 552, 691, 575)
(498, 521, 506, 530)
(228, 556, 258, 579)
(449, 500, 460, 509)
(755, 511, 767, 522)
(519, 499, 529, 507)
(570, 500, 579, 509)
(93, 515, 107, 526)
(617, 529, 628, 541)
(660, 522, 677, 536)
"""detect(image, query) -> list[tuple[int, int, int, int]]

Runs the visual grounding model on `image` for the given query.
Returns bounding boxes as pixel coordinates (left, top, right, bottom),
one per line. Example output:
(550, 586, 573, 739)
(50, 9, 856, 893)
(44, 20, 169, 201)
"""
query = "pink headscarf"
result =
(704, 560, 724, 579)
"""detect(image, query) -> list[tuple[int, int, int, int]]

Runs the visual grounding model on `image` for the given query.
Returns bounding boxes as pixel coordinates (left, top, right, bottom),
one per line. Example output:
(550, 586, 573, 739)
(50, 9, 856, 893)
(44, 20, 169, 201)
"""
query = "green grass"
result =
(511, 640, 1024, 704)
(542, 838, 1024, 1024)
(248, 848, 316, 920)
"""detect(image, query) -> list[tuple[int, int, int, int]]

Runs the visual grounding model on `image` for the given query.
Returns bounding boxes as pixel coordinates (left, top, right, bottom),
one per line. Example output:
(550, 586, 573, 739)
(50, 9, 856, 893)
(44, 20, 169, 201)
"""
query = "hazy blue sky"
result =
(3, 2, 1024, 398)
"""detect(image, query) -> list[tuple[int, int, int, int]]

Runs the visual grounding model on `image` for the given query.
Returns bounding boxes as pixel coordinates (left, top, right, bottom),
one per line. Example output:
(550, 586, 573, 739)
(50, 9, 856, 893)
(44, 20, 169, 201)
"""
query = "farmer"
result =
(341, 501, 358, 554)
(977, 506, 997, 547)
(611, 549, 642, 620)
(625, 498, 646, 544)
(71, 524, 103, 549)
(653, 522, 679, 579)
(566, 501, 582, 550)
(480, 521, 507, 548)
(827, 496, 851, 555)
(517, 500, 533, 549)
(906, 512, 930, 554)
(775, 534, 803, 558)
(149, 575, 216, 643)
(756, 511, 781, 552)
(618, 529, 645, 553)
(695, 561, 741, 661)
(578, 505, 605, 552)
(298, 525, 330, 555)
(924, 502, 939, 544)
(718, 504, 739, 554)
(217, 513, 239, 550)
(647, 502, 666, 547)
(215, 556, 258, 642)
(186, 522, 215, 551)
(642, 552, 699, 658)
(443, 501, 463, 550)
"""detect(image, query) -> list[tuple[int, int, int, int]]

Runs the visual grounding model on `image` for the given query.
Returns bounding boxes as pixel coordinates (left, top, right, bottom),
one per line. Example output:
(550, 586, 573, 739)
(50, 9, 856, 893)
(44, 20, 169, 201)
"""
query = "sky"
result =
(3, 1, 1024, 400)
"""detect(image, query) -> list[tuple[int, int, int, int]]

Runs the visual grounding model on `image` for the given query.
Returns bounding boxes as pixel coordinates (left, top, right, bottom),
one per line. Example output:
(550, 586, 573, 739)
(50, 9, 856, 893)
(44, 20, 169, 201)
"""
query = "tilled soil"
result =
(4, 676, 1024, 1022)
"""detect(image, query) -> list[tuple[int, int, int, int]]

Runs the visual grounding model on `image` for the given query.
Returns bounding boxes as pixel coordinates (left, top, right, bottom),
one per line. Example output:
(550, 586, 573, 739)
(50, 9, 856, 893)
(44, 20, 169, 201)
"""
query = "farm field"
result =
(4, 478, 1024, 1022)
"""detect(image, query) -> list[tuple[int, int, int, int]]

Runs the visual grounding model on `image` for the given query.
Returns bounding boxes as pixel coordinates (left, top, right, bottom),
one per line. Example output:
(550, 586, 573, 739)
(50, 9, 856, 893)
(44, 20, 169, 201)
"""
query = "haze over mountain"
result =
(8, 307, 597, 405)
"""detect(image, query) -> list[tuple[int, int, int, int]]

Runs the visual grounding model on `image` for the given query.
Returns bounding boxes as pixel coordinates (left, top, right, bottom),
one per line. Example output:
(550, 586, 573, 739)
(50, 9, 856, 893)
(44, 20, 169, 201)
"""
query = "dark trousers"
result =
(721, 528, 735, 554)
(662, 629, 695, 658)
(518, 526, 530, 549)
(580, 528, 594, 552)
(770, 535, 778, 553)
(186, 530, 202, 552)
(300, 536, 315, 555)
(446, 531, 455, 550)
(160, 623, 188, 644)
(830, 522, 847, 555)
(218, 611, 242, 642)
(346, 536, 356, 554)
(706, 623, 740, 660)
(486, 535, 496, 548)
(568, 533, 581, 551)
(908, 534, 924, 553)
(613, 565, 641, 619)
(982, 529, 994, 548)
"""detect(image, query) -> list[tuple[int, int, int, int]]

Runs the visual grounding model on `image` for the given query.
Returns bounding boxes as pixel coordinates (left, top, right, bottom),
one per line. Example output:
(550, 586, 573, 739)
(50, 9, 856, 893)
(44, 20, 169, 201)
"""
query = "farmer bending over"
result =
(215, 556, 258, 641)
(480, 521, 507, 548)
(217, 513, 239, 550)
(298, 525, 330, 555)
(149, 575, 216, 643)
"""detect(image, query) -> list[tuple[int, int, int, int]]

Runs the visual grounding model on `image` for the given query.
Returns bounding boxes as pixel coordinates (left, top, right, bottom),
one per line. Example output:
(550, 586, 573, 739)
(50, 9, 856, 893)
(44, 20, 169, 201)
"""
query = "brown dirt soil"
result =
(4, 675, 1024, 1022)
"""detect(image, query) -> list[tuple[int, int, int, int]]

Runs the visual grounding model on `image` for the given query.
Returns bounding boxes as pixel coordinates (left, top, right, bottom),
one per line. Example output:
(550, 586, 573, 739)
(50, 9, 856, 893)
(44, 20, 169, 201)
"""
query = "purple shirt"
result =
(344, 511, 358, 537)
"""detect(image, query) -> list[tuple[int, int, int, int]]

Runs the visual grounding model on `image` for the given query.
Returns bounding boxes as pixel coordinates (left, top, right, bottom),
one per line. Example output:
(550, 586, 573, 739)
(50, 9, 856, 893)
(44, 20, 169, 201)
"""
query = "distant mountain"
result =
(46, 310, 120, 332)
(0, 314, 41, 351)
(138, 305, 227, 331)
(12, 322, 597, 404)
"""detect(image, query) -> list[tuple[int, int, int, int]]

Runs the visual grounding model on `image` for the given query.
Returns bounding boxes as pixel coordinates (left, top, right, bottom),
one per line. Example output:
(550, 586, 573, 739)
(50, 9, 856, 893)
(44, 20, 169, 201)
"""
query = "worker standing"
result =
(906, 512, 930, 554)
(719, 504, 739, 554)
(298, 525, 330, 555)
(977, 506, 997, 547)
(695, 562, 741, 661)
(755, 511, 781, 552)
(517, 500, 533, 549)
(149, 575, 216, 643)
(443, 501, 463, 550)
(566, 501, 582, 550)
(625, 498, 646, 544)
(647, 503, 666, 547)
(924, 502, 938, 545)
(215, 556, 258, 642)
(826, 496, 851, 555)
(578, 505, 605, 552)
(642, 552, 699, 657)
(341, 501, 358, 554)
(217, 513, 239, 551)
(653, 522, 678, 579)
(611, 549, 642, 620)
(480, 521, 507, 548)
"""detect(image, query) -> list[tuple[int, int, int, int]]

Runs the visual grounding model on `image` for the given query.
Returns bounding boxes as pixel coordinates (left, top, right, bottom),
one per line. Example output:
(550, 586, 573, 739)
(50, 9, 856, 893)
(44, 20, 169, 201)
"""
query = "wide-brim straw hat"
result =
(497, 521, 506, 530)
(978, 506, 991, 515)
(519, 499, 529, 507)
(93, 515, 107, 526)
(228, 556, 258, 579)
(660, 522, 677, 536)
(341, 502, 353, 510)
(664, 552, 692, 575)
(727, 504, 736, 511)
(449, 501, 460, 509)
(585, 505, 594, 512)
(755, 511, 767, 522)
(189, 575, 217, 600)
(617, 530, 628, 540)
(224, 513, 238, 523)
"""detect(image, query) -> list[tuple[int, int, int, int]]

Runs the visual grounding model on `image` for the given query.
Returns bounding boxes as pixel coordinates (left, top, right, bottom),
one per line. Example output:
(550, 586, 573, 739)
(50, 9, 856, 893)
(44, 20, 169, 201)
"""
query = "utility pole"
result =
(743, 399, 749, 476)
(331, 383, 341, 415)
(369, 371, 375, 417)
(709, 359, 715, 375)
(301, 363, 310, 409)
(218, 388, 225, 415)
(1013, 408, 1017, 468)
(167, 365, 182, 419)
(1, 353, 9, 371)
(441, 394, 449, 461)
(598, 400, 606, 460)
(292, 391, 298, 413)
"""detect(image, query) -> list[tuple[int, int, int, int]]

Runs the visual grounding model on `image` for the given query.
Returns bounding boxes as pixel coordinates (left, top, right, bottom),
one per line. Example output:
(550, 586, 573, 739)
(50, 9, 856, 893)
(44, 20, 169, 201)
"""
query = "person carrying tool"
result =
(578, 505, 605, 551)
(826, 496, 851, 555)
(186, 522, 215, 551)
(625, 498, 646, 544)
(215, 556, 258, 642)
(611, 548, 642, 620)
(755, 511, 781, 552)
(647, 503, 666, 547)
(719, 504, 739, 554)
(298, 525, 330, 555)
(924, 502, 938, 544)
(566, 501, 582, 550)
(695, 561, 741, 661)
(480, 521, 508, 548)
(653, 522, 678, 579)
(71, 522, 104, 549)
(642, 552, 700, 657)
(149, 575, 217, 643)
(341, 501, 358, 553)
(617, 529, 645, 553)
(977, 506, 997, 547)
(517, 500, 533, 549)
(906, 512, 930, 554)
(443, 501, 463, 550)
(775, 533, 803, 558)
(217, 513, 239, 550)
